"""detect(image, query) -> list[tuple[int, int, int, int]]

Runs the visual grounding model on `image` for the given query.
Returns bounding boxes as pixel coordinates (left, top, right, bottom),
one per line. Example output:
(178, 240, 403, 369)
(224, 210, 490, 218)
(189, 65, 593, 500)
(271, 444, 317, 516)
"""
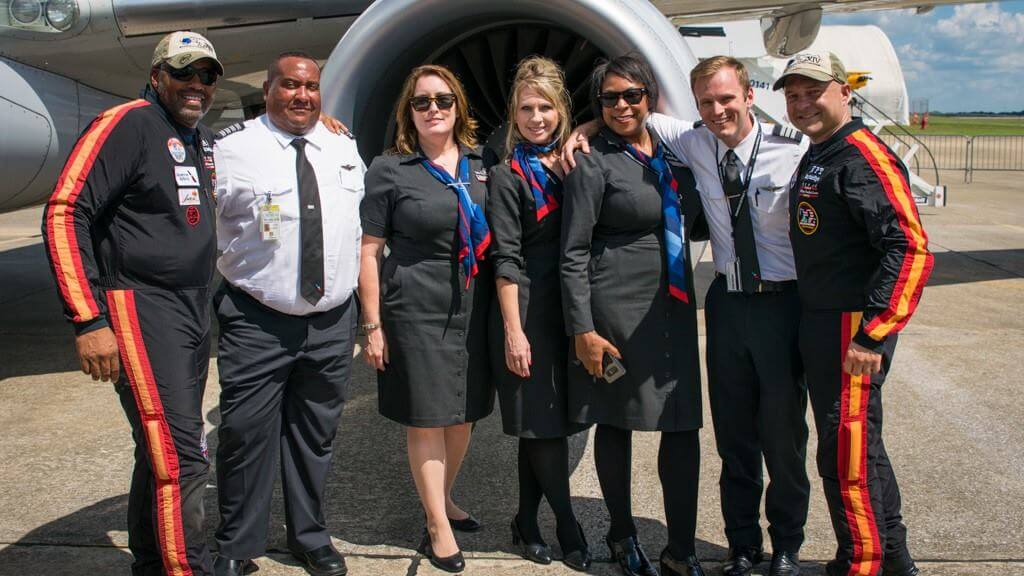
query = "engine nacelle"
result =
(321, 0, 701, 160)
(0, 57, 123, 212)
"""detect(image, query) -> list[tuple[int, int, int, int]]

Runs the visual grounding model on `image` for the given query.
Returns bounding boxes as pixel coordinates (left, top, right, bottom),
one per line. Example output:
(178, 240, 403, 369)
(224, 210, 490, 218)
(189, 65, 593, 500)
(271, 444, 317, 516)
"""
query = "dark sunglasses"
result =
(409, 93, 456, 112)
(598, 88, 648, 108)
(162, 64, 219, 86)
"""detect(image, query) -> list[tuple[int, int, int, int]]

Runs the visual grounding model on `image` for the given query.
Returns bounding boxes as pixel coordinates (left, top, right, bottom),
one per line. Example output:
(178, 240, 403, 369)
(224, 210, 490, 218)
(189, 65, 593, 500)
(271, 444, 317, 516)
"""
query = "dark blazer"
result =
(560, 127, 706, 432)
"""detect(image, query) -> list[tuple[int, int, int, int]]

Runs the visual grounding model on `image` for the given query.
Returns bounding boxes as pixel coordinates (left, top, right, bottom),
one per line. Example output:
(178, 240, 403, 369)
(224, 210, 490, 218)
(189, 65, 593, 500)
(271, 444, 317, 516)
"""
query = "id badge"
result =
(725, 258, 742, 293)
(259, 203, 281, 242)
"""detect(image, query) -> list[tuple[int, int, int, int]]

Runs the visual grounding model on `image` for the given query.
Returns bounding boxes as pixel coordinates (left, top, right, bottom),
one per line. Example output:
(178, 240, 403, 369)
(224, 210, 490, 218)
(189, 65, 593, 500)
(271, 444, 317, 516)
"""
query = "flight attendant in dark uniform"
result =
(561, 54, 708, 576)
(487, 56, 591, 572)
(358, 64, 495, 574)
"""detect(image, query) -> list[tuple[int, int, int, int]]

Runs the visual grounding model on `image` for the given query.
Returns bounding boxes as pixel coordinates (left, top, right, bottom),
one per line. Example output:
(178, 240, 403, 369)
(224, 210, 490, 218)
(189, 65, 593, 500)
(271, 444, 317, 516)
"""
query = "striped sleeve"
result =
(42, 100, 148, 333)
(845, 128, 934, 349)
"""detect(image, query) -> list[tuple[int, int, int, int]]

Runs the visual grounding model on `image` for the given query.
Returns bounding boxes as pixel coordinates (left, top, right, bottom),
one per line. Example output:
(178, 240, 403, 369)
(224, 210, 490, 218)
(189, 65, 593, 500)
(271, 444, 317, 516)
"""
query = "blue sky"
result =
(823, 1, 1024, 112)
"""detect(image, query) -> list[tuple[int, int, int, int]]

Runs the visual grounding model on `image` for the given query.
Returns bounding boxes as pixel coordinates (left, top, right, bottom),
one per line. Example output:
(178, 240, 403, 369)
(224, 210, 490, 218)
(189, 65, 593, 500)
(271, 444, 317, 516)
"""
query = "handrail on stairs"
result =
(852, 92, 941, 189)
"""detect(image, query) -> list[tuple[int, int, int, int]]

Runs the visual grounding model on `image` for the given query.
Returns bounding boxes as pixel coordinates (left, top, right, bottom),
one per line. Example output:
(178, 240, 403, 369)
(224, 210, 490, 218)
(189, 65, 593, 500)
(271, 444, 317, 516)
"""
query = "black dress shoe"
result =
(660, 549, 705, 576)
(607, 534, 659, 576)
(511, 516, 552, 564)
(723, 546, 764, 576)
(769, 551, 801, 576)
(448, 513, 483, 532)
(213, 556, 258, 576)
(291, 544, 347, 576)
(419, 529, 466, 573)
(559, 521, 591, 572)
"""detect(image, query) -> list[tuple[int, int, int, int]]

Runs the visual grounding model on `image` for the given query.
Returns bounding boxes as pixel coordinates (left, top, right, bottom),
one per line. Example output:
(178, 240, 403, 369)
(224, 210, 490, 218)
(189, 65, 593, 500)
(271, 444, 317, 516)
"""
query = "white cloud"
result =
(935, 3, 1024, 40)
(824, 2, 1024, 111)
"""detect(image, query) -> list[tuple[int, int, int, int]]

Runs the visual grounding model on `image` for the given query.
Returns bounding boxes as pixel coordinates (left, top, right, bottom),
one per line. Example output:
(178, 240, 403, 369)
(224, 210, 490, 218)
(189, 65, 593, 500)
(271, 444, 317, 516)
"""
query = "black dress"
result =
(361, 146, 496, 427)
(487, 162, 590, 439)
(560, 128, 706, 432)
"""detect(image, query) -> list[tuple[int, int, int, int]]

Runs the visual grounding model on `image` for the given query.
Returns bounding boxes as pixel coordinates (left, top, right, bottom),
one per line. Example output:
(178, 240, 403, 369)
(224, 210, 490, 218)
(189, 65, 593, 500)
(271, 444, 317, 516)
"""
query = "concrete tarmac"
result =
(1, 171, 1021, 575)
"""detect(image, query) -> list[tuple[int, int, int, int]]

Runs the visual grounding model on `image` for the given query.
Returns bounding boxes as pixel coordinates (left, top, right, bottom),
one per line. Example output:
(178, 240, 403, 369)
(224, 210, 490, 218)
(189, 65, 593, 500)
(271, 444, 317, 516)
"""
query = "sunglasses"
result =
(409, 93, 456, 112)
(598, 88, 648, 108)
(162, 64, 219, 86)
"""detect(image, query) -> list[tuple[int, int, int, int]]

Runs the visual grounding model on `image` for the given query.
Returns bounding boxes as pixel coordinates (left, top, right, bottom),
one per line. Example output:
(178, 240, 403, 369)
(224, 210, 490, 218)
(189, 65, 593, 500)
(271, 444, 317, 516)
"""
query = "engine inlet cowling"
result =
(321, 0, 700, 160)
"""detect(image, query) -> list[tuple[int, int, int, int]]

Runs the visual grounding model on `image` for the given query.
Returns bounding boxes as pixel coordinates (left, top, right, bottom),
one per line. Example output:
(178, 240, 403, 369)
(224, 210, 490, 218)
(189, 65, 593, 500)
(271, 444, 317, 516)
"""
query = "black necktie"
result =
(722, 149, 761, 294)
(292, 138, 324, 305)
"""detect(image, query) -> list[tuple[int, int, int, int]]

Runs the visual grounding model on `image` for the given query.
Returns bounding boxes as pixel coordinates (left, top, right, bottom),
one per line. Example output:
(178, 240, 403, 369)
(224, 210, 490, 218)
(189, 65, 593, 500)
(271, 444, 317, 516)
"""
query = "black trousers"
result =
(109, 288, 213, 576)
(800, 310, 915, 576)
(214, 285, 356, 559)
(705, 276, 809, 552)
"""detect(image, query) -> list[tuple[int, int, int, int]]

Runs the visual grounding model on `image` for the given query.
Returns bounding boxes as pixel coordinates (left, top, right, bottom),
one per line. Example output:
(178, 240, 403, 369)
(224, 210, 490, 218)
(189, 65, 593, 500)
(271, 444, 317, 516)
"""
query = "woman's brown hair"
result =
(504, 56, 573, 157)
(393, 64, 478, 155)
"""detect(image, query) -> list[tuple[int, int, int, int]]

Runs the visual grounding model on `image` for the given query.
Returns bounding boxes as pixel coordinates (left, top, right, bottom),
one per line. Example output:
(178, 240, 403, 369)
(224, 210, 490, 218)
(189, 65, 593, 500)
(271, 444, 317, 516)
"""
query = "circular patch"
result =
(167, 138, 187, 163)
(186, 205, 200, 227)
(797, 201, 819, 235)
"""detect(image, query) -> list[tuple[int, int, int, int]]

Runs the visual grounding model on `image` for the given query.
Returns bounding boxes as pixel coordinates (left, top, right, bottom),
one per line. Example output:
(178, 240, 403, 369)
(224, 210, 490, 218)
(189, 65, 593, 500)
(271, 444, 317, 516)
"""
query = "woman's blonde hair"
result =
(393, 64, 478, 155)
(504, 56, 573, 156)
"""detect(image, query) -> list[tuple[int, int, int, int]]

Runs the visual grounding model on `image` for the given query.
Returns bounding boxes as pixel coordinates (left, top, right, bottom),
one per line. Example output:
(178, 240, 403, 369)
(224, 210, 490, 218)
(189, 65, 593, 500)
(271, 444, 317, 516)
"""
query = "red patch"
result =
(186, 205, 200, 227)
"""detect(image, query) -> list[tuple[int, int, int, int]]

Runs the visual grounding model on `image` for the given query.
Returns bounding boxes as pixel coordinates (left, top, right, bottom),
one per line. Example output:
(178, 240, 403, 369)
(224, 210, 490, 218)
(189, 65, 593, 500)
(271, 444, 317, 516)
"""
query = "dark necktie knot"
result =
(291, 137, 307, 151)
(724, 149, 739, 166)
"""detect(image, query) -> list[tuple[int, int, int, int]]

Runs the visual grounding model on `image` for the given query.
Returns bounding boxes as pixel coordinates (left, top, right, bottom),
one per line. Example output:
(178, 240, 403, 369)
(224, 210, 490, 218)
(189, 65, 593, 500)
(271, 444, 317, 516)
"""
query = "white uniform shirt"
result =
(647, 113, 808, 281)
(215, 115, 366, 315)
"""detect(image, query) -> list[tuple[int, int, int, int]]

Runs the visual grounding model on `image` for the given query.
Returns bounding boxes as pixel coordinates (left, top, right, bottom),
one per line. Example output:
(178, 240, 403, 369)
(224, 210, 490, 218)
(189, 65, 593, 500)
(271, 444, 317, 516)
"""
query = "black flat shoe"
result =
(607, 534, 658, 576)
(448, 513, 483, 532)
(660, 548, 705, 576)
(768, 551, 800, 576)
(419, 528, 466, 573)
(511, 517, 552, 564)
(291, 544, 347, 576)
(559, 521, 591, 572)
(213, 556, 258, 576)
(723, 546, 764, 576)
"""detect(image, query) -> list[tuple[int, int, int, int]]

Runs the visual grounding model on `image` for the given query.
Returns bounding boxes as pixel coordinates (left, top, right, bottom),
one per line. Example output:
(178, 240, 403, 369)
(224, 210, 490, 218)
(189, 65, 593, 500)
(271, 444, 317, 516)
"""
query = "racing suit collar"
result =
(809, 118, 865, 158)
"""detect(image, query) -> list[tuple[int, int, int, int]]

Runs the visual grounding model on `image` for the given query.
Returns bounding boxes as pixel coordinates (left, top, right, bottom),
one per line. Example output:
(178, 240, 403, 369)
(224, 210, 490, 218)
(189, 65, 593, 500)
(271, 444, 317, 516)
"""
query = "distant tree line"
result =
(931, 111, 1024, 117)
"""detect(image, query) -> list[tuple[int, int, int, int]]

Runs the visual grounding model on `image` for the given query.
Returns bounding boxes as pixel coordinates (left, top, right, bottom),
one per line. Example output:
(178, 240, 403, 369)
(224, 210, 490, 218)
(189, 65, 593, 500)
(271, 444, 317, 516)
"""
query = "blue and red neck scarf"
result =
(621, 142, 689, 303)
(420, 154, 491, 288)
(510, 141, 561, 221)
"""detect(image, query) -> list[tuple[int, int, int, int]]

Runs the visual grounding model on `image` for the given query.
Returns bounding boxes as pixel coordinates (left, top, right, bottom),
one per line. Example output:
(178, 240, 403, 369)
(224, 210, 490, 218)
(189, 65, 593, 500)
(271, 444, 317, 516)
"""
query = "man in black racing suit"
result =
(776, 51, 933, 576)
(41, 31, 224, 576)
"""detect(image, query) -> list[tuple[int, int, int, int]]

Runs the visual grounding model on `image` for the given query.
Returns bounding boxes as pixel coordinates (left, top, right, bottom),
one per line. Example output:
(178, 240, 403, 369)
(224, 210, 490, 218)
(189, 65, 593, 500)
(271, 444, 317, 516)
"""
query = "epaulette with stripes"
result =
(215, 122, 246, 140)
(770, 123, 804, 143)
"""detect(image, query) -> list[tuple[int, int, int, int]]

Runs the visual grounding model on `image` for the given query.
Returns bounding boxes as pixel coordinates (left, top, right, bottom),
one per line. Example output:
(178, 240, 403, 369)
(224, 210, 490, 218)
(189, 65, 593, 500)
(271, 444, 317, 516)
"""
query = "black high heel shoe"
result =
(418, 528, 465, 573)
(607, 534, 658, 576)
(510, 516, 552, 565)
(559, 521, 592, 572)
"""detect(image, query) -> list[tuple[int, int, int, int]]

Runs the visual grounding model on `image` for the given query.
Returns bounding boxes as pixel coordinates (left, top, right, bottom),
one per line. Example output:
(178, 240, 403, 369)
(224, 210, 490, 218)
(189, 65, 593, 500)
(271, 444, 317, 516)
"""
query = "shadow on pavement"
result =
(928, 249, 1024, 286)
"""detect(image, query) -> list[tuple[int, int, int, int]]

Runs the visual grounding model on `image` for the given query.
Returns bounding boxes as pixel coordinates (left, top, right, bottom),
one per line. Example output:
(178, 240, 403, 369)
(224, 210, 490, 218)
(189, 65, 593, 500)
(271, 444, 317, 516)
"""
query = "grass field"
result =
(884, 116, 1024, 136)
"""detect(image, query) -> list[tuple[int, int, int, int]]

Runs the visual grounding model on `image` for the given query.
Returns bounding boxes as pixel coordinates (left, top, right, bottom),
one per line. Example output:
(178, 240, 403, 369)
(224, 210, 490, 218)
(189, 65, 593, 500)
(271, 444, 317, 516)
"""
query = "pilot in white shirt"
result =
(644, 57, 811, 575)
(646, 112, 807, 282)
(210, 52, 361, 576)
(215, 112, 364, 315)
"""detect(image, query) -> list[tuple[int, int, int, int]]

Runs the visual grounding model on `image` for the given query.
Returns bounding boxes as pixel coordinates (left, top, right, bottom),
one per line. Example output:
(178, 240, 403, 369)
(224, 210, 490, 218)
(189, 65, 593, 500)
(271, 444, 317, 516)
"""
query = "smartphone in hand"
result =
(602, 352, 626, 383)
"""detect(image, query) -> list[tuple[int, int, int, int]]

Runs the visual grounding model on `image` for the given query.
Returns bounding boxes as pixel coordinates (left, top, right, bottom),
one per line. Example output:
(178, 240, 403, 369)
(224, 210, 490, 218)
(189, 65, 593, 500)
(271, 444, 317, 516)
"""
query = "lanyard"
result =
(716, 122, 763, 220)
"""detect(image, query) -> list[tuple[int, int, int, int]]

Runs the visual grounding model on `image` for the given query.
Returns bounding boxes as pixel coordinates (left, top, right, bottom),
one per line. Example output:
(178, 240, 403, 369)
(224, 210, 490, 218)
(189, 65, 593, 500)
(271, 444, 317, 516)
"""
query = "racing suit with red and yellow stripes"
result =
(41, 87, 216, 576)
(790, 118, 932, 576)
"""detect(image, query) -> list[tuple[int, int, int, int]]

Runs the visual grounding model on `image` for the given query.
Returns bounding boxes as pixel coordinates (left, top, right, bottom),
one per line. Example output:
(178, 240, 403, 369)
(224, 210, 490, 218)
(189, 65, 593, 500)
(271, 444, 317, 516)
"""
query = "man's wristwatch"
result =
(359, 322, 380, 334)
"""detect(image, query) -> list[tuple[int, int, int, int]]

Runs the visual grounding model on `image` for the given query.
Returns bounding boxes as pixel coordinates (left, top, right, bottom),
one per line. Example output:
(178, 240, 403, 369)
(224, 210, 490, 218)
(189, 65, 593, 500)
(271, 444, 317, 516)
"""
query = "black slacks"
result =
(214, 284, 356, 559)
(705, 276, 810, 552)
(109, 288, 213, 576)
(800, 309, 915, 576)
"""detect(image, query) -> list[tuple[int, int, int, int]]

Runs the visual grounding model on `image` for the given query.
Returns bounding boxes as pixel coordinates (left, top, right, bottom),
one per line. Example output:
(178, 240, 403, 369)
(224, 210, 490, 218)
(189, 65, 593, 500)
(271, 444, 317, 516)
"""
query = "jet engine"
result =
(321, 0, 701, 159)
